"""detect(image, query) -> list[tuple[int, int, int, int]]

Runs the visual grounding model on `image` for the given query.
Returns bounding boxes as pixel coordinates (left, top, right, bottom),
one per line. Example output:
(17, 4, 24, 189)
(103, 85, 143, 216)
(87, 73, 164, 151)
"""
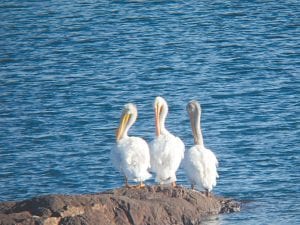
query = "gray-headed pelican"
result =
(183, 100, 218, 196)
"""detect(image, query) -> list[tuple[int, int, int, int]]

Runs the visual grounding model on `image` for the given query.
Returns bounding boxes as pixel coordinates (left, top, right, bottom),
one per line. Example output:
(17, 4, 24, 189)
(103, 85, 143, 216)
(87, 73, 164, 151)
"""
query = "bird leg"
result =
(171, 181, 176, 188)
(135, 181, 145, 189)
(191, 183, 195, 190)
(125, 177, 146, 189)
(205, 189, 210, 197)
(124, 176, 132, 188)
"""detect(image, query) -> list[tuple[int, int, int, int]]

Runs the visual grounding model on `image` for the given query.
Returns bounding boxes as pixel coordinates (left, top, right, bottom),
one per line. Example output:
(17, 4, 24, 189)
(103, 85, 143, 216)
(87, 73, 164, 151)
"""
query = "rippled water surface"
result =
(0, 0, 299, 224)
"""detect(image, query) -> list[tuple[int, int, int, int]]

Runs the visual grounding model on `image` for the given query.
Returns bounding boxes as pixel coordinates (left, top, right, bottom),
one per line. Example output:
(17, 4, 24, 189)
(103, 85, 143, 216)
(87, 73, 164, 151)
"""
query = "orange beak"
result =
(155, 104, 162, 136)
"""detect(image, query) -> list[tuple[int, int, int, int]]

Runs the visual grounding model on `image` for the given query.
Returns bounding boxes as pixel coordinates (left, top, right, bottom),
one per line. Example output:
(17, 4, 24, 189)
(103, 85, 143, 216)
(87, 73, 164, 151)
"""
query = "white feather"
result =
(150, 132, 185, 184)
(183, 145, 218, 191)
(112, 136, 151, 182)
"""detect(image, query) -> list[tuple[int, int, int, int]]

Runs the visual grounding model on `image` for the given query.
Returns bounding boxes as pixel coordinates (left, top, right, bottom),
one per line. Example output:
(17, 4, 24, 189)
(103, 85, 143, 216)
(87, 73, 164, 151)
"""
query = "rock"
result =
(0, 185, 240, 225)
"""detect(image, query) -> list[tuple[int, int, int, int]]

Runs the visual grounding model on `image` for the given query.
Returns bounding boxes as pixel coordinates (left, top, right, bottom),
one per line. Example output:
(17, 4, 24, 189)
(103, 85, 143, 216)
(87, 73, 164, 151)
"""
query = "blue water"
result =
(0, 0, 299, 224)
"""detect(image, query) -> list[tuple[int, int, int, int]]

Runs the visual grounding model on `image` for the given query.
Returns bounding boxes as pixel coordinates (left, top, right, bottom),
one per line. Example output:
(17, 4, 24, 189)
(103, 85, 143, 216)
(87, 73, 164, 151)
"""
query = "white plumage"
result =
(150, 97, 185, 186)
(183, 100, 218, 196)
(111, 103, 151, 187)
(183, 145, 218, 192)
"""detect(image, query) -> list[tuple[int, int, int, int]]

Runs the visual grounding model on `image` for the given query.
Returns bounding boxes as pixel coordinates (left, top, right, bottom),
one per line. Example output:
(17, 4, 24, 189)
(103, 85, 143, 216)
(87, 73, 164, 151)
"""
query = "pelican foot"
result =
(135, 183, 146, 189)
(125, 183, 146, 189)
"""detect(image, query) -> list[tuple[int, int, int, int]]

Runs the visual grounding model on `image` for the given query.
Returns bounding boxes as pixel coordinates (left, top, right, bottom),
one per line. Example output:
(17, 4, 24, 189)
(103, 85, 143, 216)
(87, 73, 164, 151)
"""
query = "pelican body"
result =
(111, 103, 151, 188)
(183, 100, 218, 196)
(150, 97, 185, 186)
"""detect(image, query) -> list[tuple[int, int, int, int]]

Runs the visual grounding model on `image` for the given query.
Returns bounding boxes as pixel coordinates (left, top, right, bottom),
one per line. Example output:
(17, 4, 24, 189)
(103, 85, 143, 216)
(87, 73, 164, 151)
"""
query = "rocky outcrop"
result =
(0, 185, 240, 225)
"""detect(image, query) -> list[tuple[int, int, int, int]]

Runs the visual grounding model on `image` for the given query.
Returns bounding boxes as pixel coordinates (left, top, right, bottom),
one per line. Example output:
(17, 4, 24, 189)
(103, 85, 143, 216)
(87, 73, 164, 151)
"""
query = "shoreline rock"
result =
(0, 185, 240, 225)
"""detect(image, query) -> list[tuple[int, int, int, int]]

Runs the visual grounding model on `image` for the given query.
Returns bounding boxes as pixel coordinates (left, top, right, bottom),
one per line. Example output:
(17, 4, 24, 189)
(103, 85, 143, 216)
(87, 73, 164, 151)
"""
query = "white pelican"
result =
(111, 103, 151, 188)
(183, 100, 219, 196)
(150, 96, 185, 187)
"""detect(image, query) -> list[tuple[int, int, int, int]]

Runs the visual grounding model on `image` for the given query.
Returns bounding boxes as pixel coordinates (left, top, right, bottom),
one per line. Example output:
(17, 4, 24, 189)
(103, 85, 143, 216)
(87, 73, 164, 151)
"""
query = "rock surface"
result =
(0, 185, 240, 225)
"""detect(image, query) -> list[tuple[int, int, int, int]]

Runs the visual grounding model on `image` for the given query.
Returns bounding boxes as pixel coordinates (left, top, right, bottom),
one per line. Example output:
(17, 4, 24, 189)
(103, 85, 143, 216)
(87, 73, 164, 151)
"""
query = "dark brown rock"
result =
(0, 185, 240, 225)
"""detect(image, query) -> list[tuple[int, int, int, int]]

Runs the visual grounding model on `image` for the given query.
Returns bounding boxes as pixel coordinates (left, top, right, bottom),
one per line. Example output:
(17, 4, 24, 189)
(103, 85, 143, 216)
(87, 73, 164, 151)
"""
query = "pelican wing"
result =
(201, 147, 219, 188)
(150, 133, 185, 183)
(184, 145, 218, 191)
(112, 137, 151, 182)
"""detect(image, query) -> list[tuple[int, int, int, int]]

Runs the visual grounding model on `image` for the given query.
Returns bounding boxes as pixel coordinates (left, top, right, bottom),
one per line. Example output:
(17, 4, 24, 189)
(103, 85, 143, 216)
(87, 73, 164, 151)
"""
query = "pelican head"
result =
(154, 96, 168, 136)
(186, 100, 203, 145)
(116, 103, 138, 141)
(186, 100, 201, 115)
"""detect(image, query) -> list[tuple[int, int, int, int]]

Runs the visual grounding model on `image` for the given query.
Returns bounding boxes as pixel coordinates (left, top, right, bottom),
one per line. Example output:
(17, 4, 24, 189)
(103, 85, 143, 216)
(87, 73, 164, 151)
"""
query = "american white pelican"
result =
(111, 103, 151, 188)
(150, 96, 185, 187)
(183, 100, 218, 196)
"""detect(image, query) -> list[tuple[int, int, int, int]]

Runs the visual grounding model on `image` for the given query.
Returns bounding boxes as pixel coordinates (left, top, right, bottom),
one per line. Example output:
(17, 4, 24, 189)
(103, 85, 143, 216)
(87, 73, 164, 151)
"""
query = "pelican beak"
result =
(189, 111, 198, 144)
(116, 113, 130, 141)
(155, 104, 161, 136)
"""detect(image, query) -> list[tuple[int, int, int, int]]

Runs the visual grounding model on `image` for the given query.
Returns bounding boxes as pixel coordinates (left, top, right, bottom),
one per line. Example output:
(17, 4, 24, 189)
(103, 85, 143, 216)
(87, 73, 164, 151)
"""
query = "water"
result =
(0, 0, 299, 224)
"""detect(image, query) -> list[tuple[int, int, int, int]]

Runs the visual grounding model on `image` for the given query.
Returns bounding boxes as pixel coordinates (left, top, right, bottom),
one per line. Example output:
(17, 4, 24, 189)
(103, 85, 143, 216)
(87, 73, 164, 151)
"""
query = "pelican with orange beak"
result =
(150, 97, 185, 187)
(183, 100, 218, 196)
(111, 103, 151, 188)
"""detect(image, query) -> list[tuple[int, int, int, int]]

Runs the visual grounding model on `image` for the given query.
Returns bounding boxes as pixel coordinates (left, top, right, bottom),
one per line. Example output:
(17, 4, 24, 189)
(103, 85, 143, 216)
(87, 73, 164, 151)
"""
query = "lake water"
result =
(0, 0, 299, 224)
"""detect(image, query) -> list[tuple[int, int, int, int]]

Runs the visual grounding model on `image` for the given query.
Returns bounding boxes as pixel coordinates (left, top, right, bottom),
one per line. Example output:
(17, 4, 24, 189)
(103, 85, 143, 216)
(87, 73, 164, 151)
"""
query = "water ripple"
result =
(0, 0, 299, 224)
